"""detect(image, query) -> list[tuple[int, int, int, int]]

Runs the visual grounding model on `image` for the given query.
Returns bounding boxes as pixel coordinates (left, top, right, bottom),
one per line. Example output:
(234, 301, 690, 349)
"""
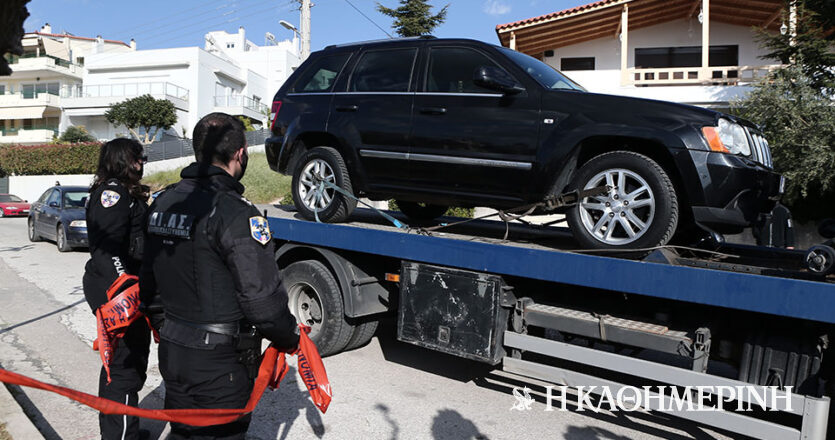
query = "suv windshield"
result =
(499, 47, 585, 92)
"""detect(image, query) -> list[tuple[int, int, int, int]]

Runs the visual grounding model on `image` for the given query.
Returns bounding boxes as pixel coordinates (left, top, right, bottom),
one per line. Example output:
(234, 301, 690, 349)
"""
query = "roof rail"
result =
(324, 35, 435, 50)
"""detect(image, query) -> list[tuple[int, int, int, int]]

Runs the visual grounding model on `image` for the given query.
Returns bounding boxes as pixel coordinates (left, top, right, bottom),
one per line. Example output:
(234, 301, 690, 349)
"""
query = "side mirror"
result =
(48, 201, 59, 208)
(473, 66, 524, 95)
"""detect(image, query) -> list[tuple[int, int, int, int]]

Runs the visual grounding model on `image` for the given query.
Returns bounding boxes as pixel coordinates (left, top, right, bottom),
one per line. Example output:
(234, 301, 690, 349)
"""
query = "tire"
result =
(0, 209, 4, 218)
(291, 147, 357, 223)
(56, 224, 72, 252)
(566, 151, 678, 250)
(28, 218, 41, 242)
(343, 317, 379, 351)
(395, 201, 449, 221)
(283, 260, 354, 356)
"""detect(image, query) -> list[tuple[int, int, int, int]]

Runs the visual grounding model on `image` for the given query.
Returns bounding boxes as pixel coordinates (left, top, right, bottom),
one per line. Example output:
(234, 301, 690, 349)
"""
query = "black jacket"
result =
(83, 179, 146, 312)
(140, 163, 299, 349)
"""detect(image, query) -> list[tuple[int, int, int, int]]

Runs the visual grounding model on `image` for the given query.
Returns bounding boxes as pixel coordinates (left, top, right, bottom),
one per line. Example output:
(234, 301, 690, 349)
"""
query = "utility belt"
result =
(161, 315, 263, 379)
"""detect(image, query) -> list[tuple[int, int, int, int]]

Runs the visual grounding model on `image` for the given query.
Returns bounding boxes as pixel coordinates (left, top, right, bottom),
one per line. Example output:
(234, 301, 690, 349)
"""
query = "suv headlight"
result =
(70, 220, 86, 228)
(702, 118, 751, 156)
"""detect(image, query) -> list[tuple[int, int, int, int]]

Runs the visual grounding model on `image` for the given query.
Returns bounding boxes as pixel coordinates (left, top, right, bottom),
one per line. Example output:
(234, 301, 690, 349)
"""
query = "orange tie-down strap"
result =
(0, 328, 331, 426)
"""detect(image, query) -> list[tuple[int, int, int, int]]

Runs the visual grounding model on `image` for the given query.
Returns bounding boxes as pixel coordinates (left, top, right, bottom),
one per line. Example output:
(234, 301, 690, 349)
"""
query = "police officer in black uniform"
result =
(83, 138, 150, 440)
(140, 113, 299, 439)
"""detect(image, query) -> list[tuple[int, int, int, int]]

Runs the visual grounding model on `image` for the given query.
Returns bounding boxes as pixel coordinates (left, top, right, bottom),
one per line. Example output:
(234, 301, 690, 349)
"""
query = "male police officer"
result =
(140, 113, 299, 439)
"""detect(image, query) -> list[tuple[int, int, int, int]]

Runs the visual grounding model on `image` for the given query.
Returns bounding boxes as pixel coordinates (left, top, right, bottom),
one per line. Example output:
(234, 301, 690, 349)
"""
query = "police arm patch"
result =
(100, 190, 121, 208)
(249, 216, 271, 245)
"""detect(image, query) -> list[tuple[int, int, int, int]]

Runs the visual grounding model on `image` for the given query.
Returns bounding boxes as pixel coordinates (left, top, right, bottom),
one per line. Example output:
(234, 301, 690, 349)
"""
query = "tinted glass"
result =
(427, 47, 503, 93)
(63, 191, 89, 208)
(499, 47, 585, 91)
(46, 190, 60, 205)
(635, 45, 739, 68)
(292, 53, 351, 93)
(350, 48, 416, 92)
(0, 194, 23, 202)
(561, 57, 595, 71)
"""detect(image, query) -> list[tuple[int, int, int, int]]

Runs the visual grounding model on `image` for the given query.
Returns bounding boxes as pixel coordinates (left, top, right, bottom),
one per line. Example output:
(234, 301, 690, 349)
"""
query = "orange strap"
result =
(0, 327, 329, 426)
(93, 274, 159, 383)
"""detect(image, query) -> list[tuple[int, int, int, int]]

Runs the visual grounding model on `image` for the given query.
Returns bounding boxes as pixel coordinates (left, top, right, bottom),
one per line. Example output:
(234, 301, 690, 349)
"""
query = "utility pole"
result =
(300, 0, 311, 61)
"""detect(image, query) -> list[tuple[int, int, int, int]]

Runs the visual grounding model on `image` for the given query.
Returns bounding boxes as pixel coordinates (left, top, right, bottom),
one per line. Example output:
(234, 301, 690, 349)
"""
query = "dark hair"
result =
(90, 138, 148, 201)
(192, 112, 246, 164)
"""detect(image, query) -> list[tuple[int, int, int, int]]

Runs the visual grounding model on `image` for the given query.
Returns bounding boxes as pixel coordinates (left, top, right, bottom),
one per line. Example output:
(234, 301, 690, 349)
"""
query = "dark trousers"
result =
(98, 319, 151, 440)
(159, 339, 253, 439)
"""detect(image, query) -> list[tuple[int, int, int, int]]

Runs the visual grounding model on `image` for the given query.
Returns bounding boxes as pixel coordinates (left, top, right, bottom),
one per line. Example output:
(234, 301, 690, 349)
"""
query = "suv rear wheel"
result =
(567, 151, 678, 250)
(292, 147, 357, 223)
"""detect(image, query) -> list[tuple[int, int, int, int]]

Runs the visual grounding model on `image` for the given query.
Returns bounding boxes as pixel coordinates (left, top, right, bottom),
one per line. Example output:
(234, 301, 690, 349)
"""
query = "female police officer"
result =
(82, 138, 150, 440)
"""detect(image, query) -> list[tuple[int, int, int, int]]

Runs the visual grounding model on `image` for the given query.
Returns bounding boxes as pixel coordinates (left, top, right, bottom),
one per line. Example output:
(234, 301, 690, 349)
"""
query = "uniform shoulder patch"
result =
(249, 216, 271, 245)
(100, 190, 121, 208)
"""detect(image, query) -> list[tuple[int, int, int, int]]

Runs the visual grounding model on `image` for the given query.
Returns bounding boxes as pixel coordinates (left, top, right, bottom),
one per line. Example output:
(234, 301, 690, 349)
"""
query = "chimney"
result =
(238, 26, 246, 51)
(130, 38, 136, 50)
(93, 35, 103, 54)
(40, 23, 52, 34)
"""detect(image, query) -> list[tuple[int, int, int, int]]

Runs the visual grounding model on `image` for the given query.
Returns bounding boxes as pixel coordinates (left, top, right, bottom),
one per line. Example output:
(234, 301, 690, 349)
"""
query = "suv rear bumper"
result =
(265, 135, 283, 173)
(690, 151, 783, 232)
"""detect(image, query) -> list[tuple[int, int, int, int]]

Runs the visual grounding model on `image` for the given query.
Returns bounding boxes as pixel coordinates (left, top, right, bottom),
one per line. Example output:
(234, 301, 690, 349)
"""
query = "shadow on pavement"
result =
(431, 408, 488, 440)
(0, 299, 85, 335)
(138, 382, 167, 439)
(253, 365, 325, 440)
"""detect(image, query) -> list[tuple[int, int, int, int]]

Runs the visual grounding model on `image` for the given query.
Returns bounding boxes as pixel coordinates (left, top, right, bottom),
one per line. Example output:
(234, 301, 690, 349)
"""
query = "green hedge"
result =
(0, 142, 101, 177)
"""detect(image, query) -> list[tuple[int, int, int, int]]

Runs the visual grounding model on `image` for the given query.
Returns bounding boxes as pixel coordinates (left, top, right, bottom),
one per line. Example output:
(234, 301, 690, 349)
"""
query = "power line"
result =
(342, 0, 393, 39)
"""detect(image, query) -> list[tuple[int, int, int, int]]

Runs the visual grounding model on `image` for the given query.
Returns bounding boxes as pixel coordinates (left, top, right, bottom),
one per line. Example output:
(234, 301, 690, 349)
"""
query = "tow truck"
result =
(265, 204, 835, 439)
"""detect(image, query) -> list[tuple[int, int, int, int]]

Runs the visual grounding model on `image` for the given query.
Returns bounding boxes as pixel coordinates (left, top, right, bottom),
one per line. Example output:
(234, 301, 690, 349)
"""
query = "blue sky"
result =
(24, 0, 589, 51)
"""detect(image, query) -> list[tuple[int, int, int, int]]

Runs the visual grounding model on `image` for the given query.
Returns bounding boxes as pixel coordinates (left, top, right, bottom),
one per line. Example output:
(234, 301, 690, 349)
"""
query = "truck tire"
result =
(567, 151, 678, 250)
(343, 317, 379, 351)
(292, 147, 357, 223)
(283, 260, 354, 356)
(395, 201, 449, 221)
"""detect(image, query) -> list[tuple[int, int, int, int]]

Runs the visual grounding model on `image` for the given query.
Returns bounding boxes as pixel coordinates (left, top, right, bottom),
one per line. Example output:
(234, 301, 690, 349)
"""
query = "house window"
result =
(227, 43, 235, 49)
(635, 45, 739, 68)
(0, 85, 5, 95)
(560, 57, 595, 71)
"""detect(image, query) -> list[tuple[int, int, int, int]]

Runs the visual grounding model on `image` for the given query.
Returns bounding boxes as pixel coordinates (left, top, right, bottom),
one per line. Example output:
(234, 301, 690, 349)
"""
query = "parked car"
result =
(266, 37, 783, 250)
(0, 194, 30, 217)
(28, 185, 89, 252)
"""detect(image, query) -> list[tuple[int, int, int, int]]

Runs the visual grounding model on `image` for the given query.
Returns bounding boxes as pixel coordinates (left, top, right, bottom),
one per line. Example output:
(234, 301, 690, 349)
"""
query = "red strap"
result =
(0, 327, 328, 426)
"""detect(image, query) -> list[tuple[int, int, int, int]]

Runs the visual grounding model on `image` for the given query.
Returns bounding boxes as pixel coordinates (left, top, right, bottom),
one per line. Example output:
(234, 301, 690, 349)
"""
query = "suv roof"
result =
(320, 36, 498, 53)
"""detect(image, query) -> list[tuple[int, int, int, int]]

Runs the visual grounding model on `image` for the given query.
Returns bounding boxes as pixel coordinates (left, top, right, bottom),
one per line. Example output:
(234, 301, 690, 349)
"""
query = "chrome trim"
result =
(285, 91, 505, 97)
(415, 92, 503, 98)
(358, 149, 532, 170)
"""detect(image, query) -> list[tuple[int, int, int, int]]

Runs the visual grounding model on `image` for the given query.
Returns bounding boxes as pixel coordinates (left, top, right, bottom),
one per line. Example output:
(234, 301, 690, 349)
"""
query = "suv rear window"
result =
(292, 53, 351, 93)
(350, 48, 417, 92)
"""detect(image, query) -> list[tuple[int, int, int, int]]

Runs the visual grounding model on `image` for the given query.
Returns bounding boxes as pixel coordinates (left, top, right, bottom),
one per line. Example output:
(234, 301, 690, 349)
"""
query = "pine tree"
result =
(376, 0, 449, 37)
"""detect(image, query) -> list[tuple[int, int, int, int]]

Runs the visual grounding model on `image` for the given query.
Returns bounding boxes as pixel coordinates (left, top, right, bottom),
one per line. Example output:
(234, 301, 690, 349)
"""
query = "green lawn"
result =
(142, 153, 292, 204)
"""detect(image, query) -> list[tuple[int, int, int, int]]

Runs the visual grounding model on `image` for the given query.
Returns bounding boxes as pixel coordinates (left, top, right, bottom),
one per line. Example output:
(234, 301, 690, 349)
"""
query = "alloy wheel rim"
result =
(58, 228, 64, 247)
(578, 168, 655, 245)
(298, 159, 336, 212)
(28, 220, 34, 238)
(288, 282, 324, 337)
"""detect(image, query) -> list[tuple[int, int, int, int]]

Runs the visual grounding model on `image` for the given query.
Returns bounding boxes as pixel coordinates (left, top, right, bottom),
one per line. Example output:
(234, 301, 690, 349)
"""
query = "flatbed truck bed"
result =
(265, 205, 835, 439)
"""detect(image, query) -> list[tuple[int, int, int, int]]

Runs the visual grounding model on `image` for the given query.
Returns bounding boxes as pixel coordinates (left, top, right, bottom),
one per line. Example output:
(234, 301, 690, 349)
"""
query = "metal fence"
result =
(144, 129, 269, 163)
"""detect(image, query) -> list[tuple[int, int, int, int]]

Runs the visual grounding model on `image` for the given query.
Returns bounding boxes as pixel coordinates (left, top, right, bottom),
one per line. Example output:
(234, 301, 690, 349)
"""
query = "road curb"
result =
(0, 383, 44, 439)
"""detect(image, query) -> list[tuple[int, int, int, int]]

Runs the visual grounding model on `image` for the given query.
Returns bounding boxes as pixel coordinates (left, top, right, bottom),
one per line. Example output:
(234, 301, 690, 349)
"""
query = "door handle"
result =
(419, 107, 447, 115)
(335, 105, 358, 112)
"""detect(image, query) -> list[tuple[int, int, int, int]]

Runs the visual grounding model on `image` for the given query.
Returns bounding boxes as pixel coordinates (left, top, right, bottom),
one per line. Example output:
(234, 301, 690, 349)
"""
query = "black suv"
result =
(266, 37, 783, 249)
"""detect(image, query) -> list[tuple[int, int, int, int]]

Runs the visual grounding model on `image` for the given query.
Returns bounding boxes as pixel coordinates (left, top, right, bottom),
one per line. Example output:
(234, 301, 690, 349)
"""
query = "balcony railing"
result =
(214, 95, 268, 114)
(4, 53, 74, 69)
(628, 65, 783, 86)
(0, 127, 58, 140)
(62, 82, 189, 101)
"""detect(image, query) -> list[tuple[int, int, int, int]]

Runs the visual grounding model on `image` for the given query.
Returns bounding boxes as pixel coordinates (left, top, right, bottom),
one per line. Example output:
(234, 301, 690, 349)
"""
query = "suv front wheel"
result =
(567, 151, 678, 250)
(292, 146, 357, 223)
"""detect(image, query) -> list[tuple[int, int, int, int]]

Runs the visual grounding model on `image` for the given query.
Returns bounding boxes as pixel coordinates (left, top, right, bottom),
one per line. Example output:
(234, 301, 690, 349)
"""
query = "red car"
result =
(0, 194, 31, 217)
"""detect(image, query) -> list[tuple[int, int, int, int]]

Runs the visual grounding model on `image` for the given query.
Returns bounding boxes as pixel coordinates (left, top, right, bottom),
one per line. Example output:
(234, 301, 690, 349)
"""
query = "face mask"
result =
(237, 149, 248, 181)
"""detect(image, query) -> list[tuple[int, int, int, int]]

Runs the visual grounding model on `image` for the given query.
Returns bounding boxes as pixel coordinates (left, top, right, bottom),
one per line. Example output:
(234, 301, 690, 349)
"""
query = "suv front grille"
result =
(744, 127, 773, 169)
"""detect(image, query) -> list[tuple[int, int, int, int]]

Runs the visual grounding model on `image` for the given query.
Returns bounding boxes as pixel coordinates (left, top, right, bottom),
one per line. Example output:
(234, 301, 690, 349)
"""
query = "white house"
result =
(1, 25, 299, 145)
(495, 0, 787, 110)
(62, 26, 300, 141)
(0, 24, 133, 145)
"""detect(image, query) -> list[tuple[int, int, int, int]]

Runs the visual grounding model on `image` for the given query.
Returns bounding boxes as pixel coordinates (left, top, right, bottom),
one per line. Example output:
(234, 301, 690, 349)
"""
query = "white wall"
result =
(9, 174, 94, 204)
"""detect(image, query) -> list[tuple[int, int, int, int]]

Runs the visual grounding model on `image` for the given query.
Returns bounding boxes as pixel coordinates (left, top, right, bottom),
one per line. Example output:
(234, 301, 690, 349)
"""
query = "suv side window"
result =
(292, 53, 351, 93)
(426, 47, 506, 94)
(350, 48, 417, 92)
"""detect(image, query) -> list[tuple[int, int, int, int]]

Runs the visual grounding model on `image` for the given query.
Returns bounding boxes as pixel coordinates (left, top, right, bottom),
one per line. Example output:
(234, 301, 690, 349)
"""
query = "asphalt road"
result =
(0, 215, 736, 440)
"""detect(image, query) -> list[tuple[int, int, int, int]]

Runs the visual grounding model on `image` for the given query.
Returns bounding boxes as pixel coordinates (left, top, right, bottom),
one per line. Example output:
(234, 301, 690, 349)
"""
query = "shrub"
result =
(59, 126, 96, 143)
(0, 142, 101, 176)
